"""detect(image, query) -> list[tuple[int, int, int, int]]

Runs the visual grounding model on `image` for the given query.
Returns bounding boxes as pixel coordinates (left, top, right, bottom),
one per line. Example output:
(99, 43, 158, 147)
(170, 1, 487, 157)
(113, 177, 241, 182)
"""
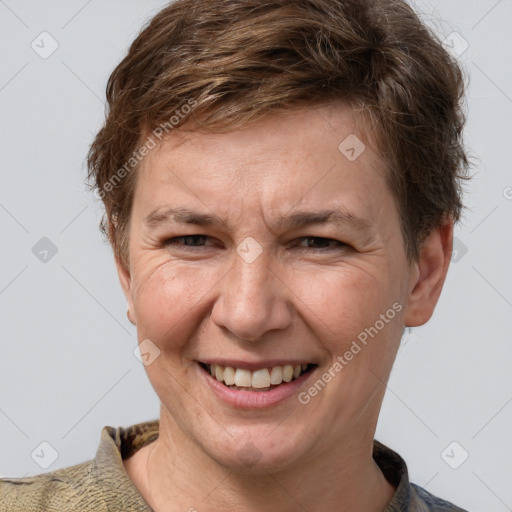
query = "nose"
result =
(210, 250, 293, 342)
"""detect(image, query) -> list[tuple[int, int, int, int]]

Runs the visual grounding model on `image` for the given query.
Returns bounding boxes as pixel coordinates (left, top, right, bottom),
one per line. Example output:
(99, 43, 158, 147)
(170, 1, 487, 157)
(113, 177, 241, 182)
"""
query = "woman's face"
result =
(118, 103, 428, 471)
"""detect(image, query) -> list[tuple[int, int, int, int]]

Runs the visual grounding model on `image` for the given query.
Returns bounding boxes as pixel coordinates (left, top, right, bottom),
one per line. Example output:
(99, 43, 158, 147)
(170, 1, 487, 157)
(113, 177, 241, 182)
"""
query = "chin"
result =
(194, 420, 314, 474)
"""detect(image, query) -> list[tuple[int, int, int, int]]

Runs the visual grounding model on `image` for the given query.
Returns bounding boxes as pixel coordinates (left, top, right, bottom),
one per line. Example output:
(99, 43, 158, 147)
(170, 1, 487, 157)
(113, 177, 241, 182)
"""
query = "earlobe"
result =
(403, 217, 454, 327)
(115, 256, 136, 326)
(127, 309, 136, 325)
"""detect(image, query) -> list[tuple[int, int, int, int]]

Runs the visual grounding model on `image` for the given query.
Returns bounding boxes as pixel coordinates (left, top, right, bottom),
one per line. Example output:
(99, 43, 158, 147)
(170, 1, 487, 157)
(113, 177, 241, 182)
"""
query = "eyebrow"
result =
(143, 206, 373, 232)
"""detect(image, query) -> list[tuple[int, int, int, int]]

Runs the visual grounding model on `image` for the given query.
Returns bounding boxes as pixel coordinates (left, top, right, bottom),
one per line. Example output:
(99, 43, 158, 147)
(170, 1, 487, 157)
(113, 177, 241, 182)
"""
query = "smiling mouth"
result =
(199, 362, 316, 391)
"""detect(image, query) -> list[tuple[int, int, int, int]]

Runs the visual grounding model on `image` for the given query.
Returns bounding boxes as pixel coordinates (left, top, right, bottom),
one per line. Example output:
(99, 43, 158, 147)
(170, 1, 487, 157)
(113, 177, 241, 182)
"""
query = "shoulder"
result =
(0, 460, 101, 512)
(409, 483, 470, 512)
(373, 440, 469, 512)
(0, 422, 158, 512)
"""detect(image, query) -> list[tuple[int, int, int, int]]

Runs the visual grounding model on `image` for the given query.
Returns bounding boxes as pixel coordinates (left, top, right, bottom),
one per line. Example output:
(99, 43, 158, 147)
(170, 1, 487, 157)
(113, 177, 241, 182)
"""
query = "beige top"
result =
(0, 420, 467, 511)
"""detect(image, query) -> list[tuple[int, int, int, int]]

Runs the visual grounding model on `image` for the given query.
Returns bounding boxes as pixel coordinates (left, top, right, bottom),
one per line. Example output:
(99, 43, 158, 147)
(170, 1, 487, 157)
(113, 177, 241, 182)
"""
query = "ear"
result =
(403, 217, 453, 327)
(115, 256, 136, 326)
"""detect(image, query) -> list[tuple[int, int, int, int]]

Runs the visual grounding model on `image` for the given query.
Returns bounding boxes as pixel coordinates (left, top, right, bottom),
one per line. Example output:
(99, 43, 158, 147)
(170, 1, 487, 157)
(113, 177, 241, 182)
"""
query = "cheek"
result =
(131, 262, 216, 348)
(297, 266, 393, 340)
(296, 264, 406, 383)
(131, 252, 406, 359)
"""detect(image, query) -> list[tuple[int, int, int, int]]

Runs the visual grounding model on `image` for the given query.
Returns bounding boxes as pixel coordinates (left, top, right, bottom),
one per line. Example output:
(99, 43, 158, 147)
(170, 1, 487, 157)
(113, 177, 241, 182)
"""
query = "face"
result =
(117, 103, 447, 472)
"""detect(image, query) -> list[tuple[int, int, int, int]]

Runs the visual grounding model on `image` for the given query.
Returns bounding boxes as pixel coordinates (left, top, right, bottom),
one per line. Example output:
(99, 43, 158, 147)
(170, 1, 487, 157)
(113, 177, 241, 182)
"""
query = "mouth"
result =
(198, 362, 317, 392)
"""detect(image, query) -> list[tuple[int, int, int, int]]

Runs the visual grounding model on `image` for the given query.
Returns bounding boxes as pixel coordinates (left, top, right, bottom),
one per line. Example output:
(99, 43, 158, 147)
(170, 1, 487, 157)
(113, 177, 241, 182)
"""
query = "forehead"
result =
(134, 103, 392, 227)
(152, 103, 372, 164)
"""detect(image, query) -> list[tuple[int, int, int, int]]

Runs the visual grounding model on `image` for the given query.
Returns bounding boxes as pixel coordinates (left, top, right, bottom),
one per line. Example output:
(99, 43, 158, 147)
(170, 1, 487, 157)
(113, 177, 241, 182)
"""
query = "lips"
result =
(197, 360, 318, 408)
(199, 362, 315, 391)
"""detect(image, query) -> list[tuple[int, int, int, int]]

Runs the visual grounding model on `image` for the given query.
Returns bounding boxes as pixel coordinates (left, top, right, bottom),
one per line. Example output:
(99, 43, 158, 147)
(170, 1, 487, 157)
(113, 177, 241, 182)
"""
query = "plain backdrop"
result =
(0, 1, 511, 510)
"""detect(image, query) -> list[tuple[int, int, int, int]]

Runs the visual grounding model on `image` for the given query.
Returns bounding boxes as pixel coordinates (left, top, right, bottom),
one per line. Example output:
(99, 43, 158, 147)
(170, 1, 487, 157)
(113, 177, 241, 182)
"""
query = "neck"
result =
(127, 408, 396, 512)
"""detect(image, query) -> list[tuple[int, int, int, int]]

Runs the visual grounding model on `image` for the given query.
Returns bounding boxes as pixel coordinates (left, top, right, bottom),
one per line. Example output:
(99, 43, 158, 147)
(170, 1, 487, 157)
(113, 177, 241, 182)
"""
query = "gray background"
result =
(0, 1, 511, 510)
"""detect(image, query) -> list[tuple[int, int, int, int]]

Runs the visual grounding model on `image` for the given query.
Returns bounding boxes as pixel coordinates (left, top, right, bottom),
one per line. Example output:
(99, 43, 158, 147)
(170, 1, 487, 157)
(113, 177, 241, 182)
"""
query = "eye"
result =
(163, 235, 214, 250)
(294, 237, 347, 250)
(162, 235, 347, 252)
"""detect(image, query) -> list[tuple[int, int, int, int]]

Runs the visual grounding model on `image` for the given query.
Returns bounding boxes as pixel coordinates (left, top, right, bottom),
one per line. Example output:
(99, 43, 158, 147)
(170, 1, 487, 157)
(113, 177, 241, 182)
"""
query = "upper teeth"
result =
(209, 364, 308, 388)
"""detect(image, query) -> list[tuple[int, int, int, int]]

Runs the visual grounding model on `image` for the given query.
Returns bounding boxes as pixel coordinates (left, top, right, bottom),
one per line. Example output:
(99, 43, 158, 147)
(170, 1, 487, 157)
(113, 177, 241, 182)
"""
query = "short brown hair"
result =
(86, 0, 470, 271)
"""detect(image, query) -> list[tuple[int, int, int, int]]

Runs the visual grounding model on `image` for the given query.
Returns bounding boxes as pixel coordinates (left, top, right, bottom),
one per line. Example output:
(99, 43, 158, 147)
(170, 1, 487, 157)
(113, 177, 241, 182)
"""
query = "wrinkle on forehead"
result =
(133, 103, 393, 239)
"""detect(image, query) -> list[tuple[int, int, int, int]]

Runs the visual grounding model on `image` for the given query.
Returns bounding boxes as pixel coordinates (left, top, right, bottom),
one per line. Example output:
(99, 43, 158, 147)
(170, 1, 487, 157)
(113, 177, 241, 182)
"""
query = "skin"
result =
(118, 103, 453, 512)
